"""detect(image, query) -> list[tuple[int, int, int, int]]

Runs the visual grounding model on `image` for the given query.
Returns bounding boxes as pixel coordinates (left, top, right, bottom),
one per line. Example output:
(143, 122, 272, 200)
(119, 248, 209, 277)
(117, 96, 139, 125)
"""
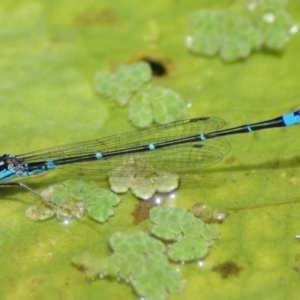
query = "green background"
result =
(0, 0, 300, 299)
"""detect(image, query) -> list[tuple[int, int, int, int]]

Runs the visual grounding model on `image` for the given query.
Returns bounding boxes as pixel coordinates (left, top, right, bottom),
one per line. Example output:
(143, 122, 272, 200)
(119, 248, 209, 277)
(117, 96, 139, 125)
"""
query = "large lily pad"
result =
(0, 1, 300, 299)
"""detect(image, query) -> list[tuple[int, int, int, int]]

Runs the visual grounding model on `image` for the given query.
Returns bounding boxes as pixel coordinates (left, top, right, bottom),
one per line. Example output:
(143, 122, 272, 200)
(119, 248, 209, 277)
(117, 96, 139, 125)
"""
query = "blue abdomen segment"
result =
(282, 110, 300, 126)
(95, 152, 103, 159)
(0, 169, 18, 182)
(0, 160, 57, 182)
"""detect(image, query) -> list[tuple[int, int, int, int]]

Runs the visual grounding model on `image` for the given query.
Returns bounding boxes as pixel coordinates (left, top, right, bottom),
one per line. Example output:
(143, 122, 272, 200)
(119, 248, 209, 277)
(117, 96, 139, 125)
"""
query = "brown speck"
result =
(212, 261, 243, 279)
(65, 276, 70, 286)
(293, 266, 300, 275)
(132, 202, 154, 225)
(75, 8, 119, 26)
(28, 277, 45, 294)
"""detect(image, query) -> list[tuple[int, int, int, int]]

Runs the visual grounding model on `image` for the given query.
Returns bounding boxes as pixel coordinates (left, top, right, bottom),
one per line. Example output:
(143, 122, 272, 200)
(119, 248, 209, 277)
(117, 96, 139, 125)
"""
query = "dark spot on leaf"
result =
(75, 8, 119, 26)
(132, 202, 154, 225)
(141, 57, 168, 77)
(212, 261, 243, 279)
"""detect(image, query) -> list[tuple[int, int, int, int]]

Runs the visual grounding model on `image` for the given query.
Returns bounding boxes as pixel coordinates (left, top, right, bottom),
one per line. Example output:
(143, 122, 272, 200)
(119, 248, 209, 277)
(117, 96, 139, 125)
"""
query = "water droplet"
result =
(197, 260, 205, 268)
(56, 208, 74, 225)
(185, 35, 194, 49)
(212, 208, 228, 221)
(189, 202, 212, 222)
(262, 13, 275, 23)
(145, 191, 177, 205)
(290, 24, 298, 35)
(295, 233, 300, 240)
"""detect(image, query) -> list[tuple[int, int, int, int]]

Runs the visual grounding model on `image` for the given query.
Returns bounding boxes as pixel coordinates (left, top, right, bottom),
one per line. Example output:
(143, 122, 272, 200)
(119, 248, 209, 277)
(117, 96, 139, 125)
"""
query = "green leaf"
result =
(188, 0, 295, 61)
(95, 62, 151, 105)
(150, 86, 186, 124)
(85, 188, 121, 222)
(168, 236, 209, 262)
(74, 232, 182, 299)
(129, 91, 153, 128)
(2, 1, 300, 299)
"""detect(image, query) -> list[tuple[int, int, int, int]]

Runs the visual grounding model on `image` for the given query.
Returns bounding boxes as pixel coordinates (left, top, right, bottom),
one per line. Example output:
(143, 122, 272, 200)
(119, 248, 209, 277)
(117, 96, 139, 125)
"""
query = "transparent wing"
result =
(74, 138, 230, 175)
(17, 117, 230, 174)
